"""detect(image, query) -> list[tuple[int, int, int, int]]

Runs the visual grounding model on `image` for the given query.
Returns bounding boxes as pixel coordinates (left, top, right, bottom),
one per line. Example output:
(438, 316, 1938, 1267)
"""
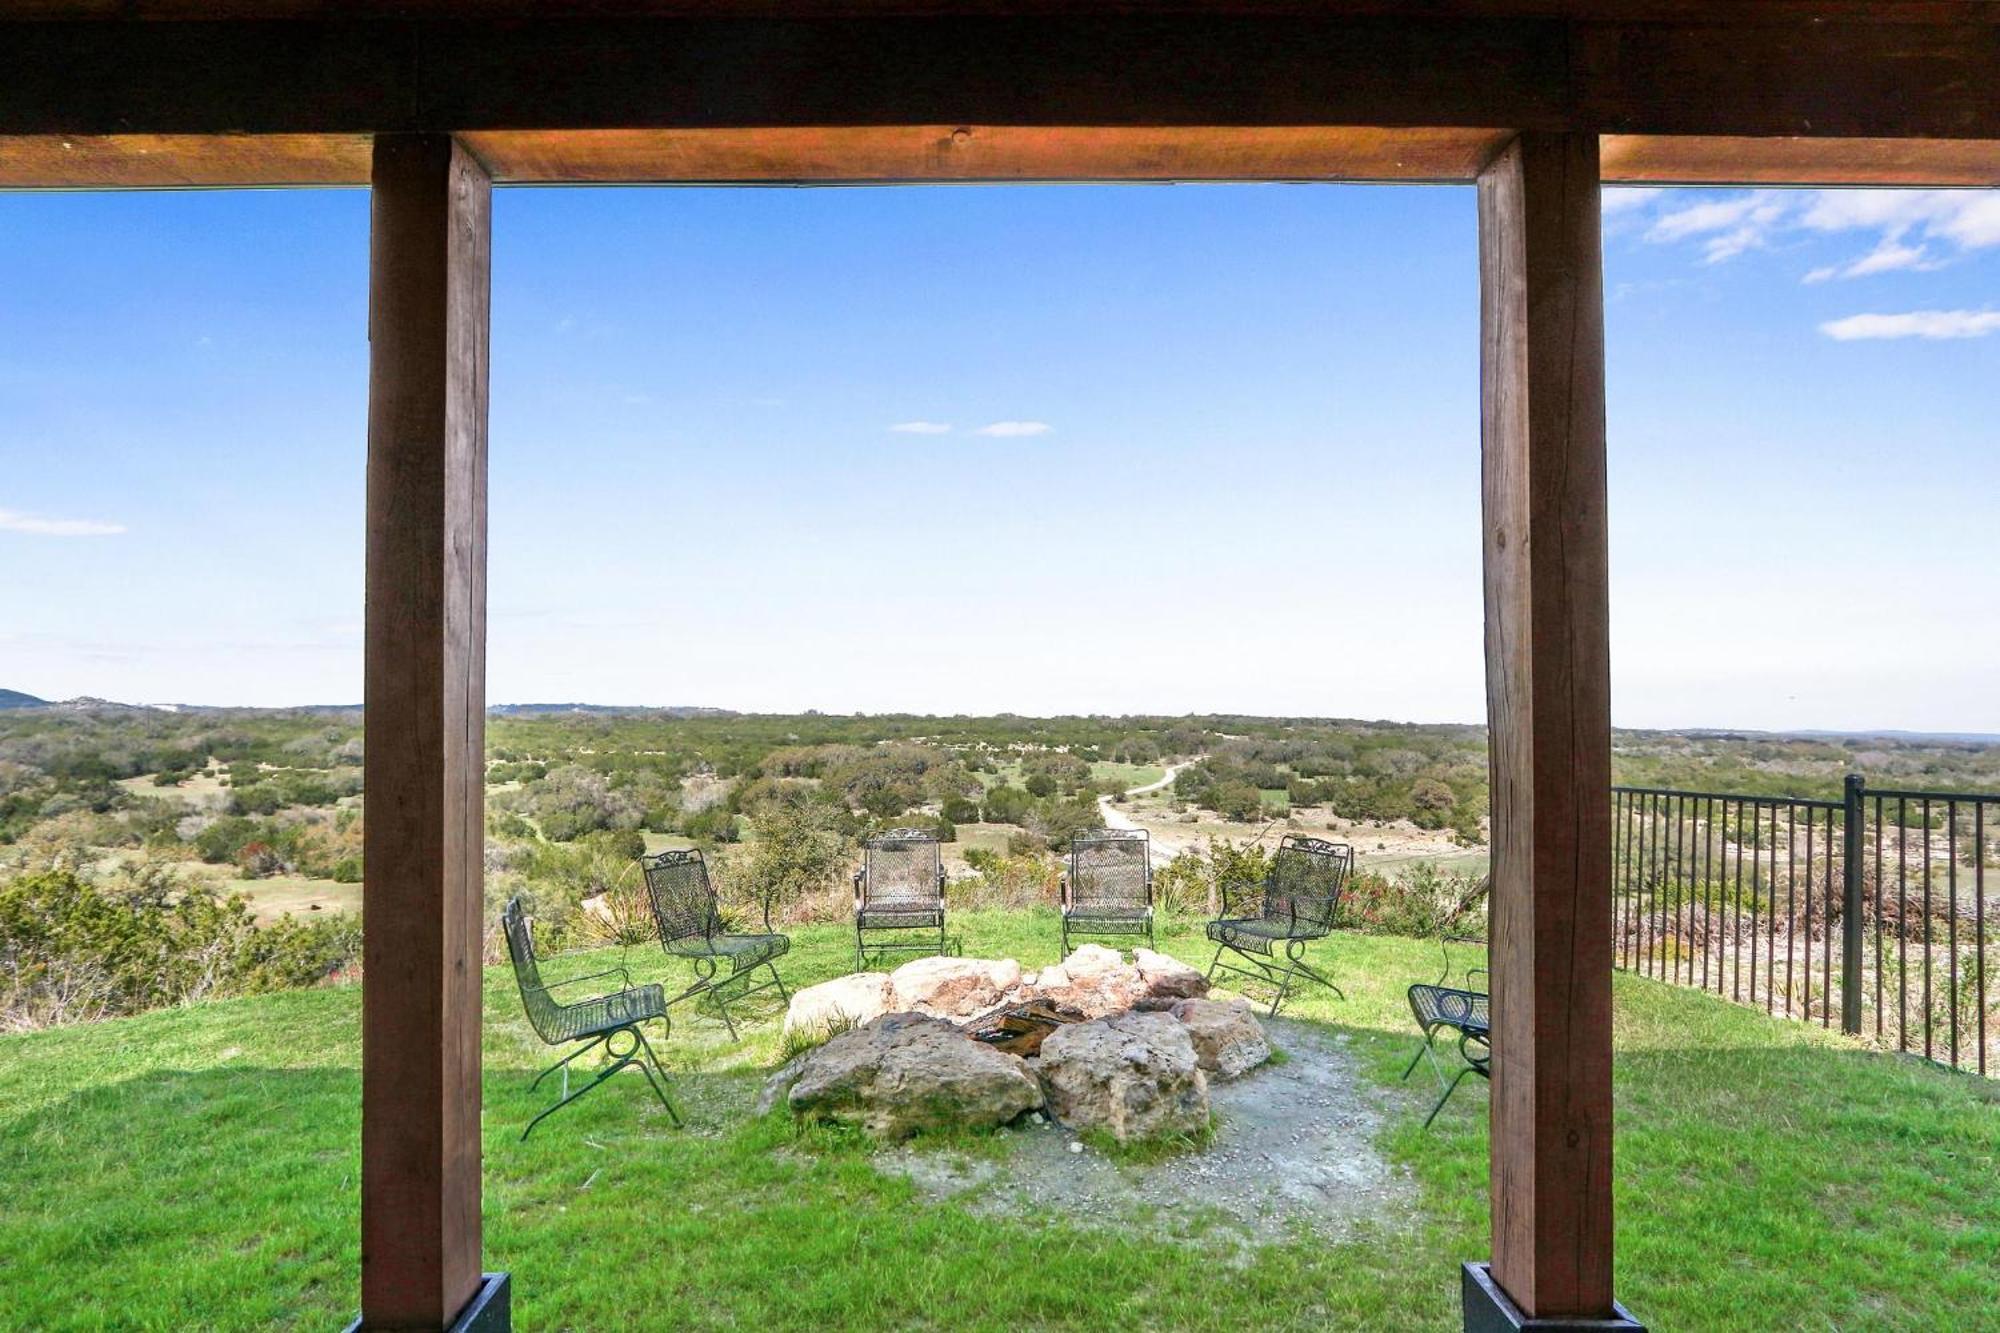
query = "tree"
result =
(746, 795, 851, 918)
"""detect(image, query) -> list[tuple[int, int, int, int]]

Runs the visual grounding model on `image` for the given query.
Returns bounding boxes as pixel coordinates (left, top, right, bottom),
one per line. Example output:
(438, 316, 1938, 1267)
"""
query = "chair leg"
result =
(530, 1034, 605, 1094)
(523, 1049, 635, 1141)
(708, 983, 741, 1042)
(765, 959, 790, 1005)
(630, 1027, 683, 1128)
(1422, 1065, 1478, 1129)
(1401, 1028, 1440, 1082)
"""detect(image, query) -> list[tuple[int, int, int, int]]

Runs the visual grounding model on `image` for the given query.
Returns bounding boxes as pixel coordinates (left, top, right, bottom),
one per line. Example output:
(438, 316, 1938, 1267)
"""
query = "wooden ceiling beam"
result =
(2, 14, 1997, 144)
(8, 128, 1999, 190)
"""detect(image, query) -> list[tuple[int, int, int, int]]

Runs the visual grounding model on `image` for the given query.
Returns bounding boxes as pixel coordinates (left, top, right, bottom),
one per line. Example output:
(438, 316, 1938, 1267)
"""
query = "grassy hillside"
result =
(2, 915, 1994, 1331)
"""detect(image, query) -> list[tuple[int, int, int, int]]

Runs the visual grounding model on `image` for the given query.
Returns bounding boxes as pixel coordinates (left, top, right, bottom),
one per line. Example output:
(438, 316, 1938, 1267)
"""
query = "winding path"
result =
(1097, 761, 1192, 865)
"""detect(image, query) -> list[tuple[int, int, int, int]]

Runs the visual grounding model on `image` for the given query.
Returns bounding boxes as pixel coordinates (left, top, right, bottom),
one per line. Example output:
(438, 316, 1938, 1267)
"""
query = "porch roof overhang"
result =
(2, 2, 1999, 188)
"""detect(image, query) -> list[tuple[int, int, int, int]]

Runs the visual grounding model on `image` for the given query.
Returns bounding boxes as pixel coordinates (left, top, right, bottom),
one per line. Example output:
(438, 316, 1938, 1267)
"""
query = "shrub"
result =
(940, 795, 981, 825)
(1338, 862, 1488, 938)
(0, 867, 359, 1030)
(953, 851, 1056, 911)
(1154, 839, 1270, 917)
(745, 794, 852, 923)
(981, 785, 1032, 826)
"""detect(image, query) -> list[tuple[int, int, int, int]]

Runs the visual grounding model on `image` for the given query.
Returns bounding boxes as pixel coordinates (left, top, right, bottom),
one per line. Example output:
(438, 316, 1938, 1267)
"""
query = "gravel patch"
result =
(874, 1017, 1416, 1251)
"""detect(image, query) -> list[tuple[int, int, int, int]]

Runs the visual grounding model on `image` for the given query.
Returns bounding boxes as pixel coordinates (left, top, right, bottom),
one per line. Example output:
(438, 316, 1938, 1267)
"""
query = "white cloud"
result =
(0, 508, 126, 537)
(1819, 309, 2000, 341)
(974, 421, 1052, 438)
(1633, 186, 2000, 279)
(1644, 191, 1789, 264)
(889, 421, 952, 435)
(1600, 187, 1665, 215)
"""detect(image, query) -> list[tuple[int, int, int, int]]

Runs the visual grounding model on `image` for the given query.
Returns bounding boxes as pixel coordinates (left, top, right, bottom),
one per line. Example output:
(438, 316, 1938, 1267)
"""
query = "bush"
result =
(0, 867, 359, 1030)
(745, 794, 852, 923)
(953, 850, 1056, 911)
(1154, 839, 1269, 917)
(1338, 862, 1488, 938)
(981, 785, 1032, 826)
(940, 795, 981, 825)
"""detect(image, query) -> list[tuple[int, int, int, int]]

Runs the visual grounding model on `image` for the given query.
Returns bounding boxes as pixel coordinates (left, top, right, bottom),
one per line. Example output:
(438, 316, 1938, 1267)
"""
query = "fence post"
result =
(1842, 773, 1865, 1035)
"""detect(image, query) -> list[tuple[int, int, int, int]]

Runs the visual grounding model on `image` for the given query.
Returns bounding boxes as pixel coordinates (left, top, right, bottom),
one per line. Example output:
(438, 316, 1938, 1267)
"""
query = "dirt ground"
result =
(873, 1016, 1417, 1252)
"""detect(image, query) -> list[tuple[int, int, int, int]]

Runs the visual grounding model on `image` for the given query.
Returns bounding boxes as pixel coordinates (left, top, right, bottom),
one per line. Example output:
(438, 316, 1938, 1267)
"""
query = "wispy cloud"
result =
(1645, 191, 1787, 263)
(974, 421, 1052, 438)
(1629, 186, 2000, 280)
(1600, 187, 1665, 215)
(889, 421, 952, 435)
(1819, 309, 2000, 341)
(0, 508, 126, 537)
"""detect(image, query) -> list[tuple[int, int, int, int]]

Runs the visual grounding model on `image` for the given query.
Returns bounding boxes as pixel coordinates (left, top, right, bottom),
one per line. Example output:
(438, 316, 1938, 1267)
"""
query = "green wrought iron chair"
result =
(501, 897, 680, 1140)
(1061, 828, 1154, 954)
(1403, 933, 1490, 1128)
(1205, 834, 1352, 1015)
(853, 828, 947, 969)
(639, 847, 790, 1041)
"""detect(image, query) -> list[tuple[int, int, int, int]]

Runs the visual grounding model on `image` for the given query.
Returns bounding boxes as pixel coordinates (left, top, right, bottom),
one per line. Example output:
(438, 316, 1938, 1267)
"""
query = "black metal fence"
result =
(1613, 776, 1995, 1077)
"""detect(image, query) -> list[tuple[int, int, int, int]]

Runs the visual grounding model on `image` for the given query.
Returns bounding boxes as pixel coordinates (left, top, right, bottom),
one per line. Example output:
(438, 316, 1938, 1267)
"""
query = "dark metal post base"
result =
(346, 1270, 511, 1332)
(1462, 1264, 1643, 1333)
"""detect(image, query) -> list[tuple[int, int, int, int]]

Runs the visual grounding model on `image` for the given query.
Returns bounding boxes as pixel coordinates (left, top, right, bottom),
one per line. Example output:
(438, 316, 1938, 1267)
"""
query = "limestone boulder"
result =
(1170, 997, 1271, 1079)
(788, 1013, 1044, 1140)
(1031, 944, 1149, 1018)
(1036, 1010, 1210, 1143)
(1134, 947, 1210, 1002)
(782, 971, 894, 1041)
(889, 955, 1023, 1018)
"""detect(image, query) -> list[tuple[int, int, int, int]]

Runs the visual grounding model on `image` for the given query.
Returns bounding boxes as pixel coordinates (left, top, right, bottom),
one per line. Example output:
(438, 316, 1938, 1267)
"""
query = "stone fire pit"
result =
(769, 946, 1272, 1144)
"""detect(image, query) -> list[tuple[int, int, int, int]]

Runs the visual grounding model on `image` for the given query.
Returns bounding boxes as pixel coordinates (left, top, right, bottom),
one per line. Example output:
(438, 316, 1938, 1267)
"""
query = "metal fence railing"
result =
(1613, 777, 1995, 1077)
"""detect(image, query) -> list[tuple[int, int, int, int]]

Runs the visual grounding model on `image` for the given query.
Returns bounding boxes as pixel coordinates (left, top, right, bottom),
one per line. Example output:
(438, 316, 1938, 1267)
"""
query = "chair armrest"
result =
(545, 965, 633, 994)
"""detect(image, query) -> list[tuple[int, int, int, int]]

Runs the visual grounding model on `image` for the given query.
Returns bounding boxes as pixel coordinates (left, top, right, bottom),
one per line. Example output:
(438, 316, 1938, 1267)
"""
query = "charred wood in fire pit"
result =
(961, 1000, 1088, 1057)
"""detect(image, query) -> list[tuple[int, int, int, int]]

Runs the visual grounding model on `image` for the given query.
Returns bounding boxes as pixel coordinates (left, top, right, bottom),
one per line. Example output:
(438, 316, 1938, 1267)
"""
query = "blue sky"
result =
(1, 182, 1994, 729)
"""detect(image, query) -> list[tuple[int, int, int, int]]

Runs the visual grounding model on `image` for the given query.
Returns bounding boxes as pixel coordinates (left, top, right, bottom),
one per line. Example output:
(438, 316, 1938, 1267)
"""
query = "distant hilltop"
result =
(0, 691, 735, 719)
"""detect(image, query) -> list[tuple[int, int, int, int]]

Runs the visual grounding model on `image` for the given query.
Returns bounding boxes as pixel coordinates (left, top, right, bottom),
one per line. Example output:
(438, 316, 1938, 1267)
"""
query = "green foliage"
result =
(981, 784, 1032, 826)
(955, 849, 1057, 910)
(1339, 862, 1488, 938)
(0, 865, 358, 1029)
(1153, 839, 1270, 917)
(745, 793, 853, 920)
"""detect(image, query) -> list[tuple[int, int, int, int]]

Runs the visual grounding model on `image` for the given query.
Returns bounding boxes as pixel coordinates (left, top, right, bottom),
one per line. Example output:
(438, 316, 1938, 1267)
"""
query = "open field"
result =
(222, 872, 360, 924)
(2, 913, 1994, 1331)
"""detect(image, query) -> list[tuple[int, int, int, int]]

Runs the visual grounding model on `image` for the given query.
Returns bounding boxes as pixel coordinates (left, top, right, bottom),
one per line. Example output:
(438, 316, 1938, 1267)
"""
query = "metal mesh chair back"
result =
(1068, 829, 1150, 913)
(502, 897, 566, 1044)
(1263, 835, 1353, 937)
(641, 849, 721, 953)
(861, 829, 941, 912)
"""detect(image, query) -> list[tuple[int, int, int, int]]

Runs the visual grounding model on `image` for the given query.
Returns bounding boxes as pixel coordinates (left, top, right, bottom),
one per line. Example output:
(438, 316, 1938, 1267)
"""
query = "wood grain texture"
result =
(361, 132, 490, 1333)
(8, 127, 1997, 187)
(2, 14, 1997, 141)
(1478, 131, 1615, 1321)
(1601, 134, 2000, 185)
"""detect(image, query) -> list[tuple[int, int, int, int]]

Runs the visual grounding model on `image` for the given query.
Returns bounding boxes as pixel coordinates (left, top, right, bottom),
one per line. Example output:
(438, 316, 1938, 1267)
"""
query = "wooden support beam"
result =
(4, 14, 1999, 142)
(360, 132, 496, 1333)
(1474, 132, 1622, 1326)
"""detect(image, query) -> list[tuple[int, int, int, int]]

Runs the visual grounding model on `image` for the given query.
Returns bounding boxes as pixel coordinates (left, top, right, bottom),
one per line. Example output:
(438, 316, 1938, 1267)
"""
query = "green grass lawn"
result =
(1, 913, 1994, 1331)
(1090, 761, 1166, 792)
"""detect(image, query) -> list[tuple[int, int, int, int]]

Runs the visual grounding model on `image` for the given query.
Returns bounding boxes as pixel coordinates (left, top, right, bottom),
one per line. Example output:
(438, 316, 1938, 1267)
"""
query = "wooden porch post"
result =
(1466, 133, 1638, 1331)
(357, 133, 508, 1333)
